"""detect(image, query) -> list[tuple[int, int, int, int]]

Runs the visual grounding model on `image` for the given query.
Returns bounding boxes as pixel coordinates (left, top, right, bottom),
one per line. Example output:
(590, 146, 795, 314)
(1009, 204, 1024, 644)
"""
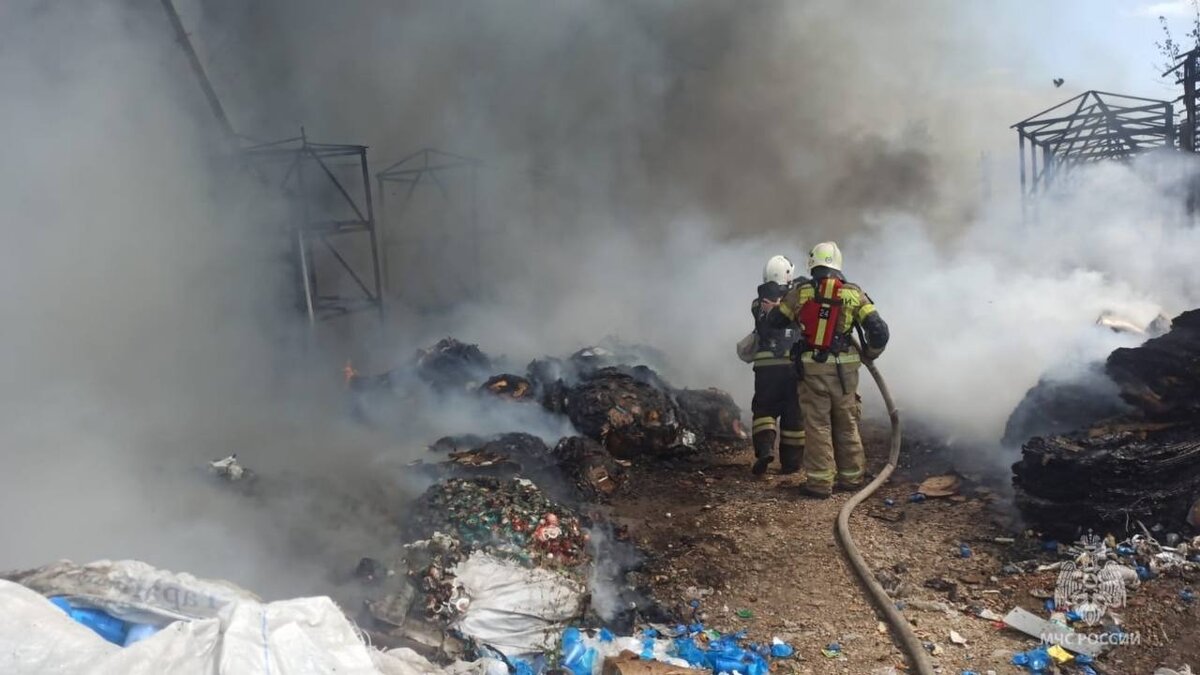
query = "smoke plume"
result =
(0, 0, 1197, 603)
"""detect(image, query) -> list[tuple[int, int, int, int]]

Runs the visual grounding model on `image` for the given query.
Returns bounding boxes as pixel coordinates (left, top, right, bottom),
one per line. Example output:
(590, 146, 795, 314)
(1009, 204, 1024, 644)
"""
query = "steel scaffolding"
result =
(1013, 90, 1175, 198)
(241, 130, 384, 324)
(376, 149, 480, 295)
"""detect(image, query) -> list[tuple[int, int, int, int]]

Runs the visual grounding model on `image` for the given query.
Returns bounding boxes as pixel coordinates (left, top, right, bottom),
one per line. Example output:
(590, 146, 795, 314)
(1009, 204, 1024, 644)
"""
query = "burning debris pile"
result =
(561, 367, 688, 459)
(354, 339, 746, 457)
(345, 338, 754, 671)
(423, 432, 629, 504)
(1012, 310, 1200, 536)
(407, 477, 591, 572)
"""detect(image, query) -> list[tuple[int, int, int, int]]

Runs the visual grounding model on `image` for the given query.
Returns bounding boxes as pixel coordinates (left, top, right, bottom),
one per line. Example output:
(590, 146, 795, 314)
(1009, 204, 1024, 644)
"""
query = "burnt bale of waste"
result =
(552, 436, 628, 502)
(428, 434, 489, 454)
(1011, 309, 1200, 535)
(1012, 424, 1200, 537)
(674, 388, 747, 443)
(1002, 362, 1130, 447)
(407, 477, 591, 571)
(563, 367, 683, 458)
(413, 338, 492, 392)
(425, 432, 554, 480)
(1107, 310, 1200, 420)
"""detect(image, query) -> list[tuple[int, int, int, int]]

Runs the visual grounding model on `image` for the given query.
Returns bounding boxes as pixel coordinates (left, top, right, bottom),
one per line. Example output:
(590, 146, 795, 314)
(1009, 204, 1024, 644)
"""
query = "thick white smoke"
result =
(2, 0, 1197, 604)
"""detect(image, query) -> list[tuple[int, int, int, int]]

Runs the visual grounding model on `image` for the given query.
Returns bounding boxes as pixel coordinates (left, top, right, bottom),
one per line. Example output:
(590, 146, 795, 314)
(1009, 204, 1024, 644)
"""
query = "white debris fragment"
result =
(208, 454, 245, 481)
(949, 630, 967, 646)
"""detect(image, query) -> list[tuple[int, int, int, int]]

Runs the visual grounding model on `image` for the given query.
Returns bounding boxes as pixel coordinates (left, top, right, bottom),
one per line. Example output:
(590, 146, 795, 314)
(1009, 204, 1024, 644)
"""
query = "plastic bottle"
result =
(770, 638, 794, 658)
(561, 627, 597, 675)
(1027, 646, 1050, 672)
(640, 636, 655, 660)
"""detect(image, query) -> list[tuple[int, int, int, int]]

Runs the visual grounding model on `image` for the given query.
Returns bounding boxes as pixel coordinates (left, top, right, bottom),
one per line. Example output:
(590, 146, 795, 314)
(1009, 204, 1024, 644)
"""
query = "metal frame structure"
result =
(1013, 90, 1174, 198)
(376, 149, 480, 293)
(1165, 48, 1200, 152)
(241, 130, 384, 324)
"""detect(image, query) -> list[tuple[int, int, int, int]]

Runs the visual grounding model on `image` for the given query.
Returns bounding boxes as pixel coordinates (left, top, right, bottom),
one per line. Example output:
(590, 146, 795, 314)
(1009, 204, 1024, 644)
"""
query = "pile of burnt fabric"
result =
(1013, 310, 1200, 536)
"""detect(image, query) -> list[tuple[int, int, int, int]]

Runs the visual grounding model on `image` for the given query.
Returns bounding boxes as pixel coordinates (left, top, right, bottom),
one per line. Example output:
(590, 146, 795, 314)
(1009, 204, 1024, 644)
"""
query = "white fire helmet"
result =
(762, 255, 795, 285)
(808, 241, 843, 272)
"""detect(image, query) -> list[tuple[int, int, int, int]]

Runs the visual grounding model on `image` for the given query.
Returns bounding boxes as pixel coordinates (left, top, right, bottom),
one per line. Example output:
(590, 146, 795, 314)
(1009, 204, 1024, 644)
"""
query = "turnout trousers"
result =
(798, 359, 865, 493)
(750, 364, 804, 472)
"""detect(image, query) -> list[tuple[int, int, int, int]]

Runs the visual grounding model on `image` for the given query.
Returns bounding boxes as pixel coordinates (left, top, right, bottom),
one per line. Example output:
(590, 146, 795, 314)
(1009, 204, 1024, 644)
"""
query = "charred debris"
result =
(344, 338, 746, 657)
(1011, 310, 1200, 538)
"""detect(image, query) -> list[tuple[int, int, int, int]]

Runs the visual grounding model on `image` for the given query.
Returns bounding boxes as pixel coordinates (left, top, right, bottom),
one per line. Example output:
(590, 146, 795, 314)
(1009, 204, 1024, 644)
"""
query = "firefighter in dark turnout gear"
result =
(749, 255, 806, 476)
(764, 242, 889, 496)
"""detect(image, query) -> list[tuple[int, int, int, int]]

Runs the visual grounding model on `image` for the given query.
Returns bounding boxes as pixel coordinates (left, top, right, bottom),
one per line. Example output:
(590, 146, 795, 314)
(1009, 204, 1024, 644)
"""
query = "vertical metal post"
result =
(1186, 54, 1197, 152)
(297, 230, 316, 326)
(1018, 132, 1027, 196)
(296, 130, 316, 326)
(1166, 103, 1176, 148)
(360, 148, 384, 323)
(377, 176, 390, 297)
(1042, 144, 1054, 191)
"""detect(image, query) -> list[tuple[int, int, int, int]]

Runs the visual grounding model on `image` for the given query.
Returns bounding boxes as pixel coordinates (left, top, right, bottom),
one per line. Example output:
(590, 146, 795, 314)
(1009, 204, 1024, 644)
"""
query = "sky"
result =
(965, 0, 1192, 100)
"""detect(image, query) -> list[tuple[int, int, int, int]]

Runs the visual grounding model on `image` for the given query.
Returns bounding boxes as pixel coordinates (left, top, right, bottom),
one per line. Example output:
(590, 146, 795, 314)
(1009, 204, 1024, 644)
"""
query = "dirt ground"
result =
(608, 426, 1200, 675)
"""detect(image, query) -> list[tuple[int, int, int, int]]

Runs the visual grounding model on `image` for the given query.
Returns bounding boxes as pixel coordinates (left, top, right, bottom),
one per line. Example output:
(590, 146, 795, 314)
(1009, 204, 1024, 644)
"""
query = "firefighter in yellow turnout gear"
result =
(749, 255, 806, 475)
(764, 242, 889, 497)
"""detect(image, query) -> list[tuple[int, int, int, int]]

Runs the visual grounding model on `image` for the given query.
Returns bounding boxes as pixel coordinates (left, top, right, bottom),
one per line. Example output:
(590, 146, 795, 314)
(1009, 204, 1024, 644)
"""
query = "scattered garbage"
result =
(948, 630, 967, 646)
(908, 493, 926, 503)
(1181, 587, 1196, 602)
(1046, 644, 1073, 665)
(768, 638, 793, 658)
(734, 609, 753, 619)
(1011, 645, 1051, 672)
(208, 454, 250, 482)
(917, 474, 961, 498)
(821, 642, 842, 658)
(959, 543, 973, 558)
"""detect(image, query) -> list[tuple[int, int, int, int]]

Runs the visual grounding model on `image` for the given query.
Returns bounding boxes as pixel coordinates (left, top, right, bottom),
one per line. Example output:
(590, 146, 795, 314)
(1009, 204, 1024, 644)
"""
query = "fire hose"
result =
(834, 349, 936, 675)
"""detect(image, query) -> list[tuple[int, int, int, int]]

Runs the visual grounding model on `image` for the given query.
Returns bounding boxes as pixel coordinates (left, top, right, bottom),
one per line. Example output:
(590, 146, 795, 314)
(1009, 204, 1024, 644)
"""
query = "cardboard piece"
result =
(602, 651, 703, 675)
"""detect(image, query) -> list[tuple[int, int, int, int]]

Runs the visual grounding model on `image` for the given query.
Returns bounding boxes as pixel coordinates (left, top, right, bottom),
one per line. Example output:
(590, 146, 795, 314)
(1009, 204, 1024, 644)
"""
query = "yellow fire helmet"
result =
(808, 241, 843, 272)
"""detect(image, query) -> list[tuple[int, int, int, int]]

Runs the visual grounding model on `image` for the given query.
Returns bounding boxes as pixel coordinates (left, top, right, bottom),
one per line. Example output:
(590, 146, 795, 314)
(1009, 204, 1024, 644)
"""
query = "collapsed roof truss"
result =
(1013, 90, 1174, 196)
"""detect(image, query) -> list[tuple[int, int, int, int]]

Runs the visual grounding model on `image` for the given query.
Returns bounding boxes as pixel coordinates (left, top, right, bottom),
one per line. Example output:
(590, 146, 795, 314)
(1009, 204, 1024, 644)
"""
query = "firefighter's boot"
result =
(751, 428, 776, 475)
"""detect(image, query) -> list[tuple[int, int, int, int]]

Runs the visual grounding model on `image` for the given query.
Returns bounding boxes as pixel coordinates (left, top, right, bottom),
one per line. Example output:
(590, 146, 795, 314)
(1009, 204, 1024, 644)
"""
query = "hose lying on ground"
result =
(834, 352, 935, 675)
